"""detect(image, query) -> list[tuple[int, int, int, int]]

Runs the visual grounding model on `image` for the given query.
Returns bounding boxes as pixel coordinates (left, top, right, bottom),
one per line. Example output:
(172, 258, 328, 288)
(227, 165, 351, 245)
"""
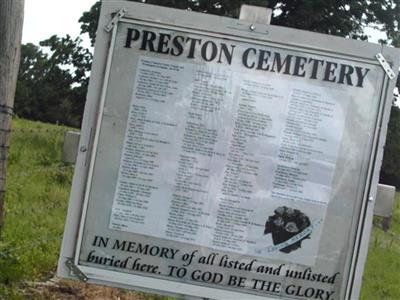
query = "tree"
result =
(39, 35, 92, 124)
(79, 1, 101, 47)
(15, 43, 61, 122)
(15, 35, 92, 127)
(79, 1, 400, 44)
(381, 105, 400, 187)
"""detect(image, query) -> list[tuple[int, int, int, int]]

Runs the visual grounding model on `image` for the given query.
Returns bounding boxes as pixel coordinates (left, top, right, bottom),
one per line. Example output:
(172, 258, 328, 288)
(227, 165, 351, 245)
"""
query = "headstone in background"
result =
(239, 4, 272, 25)
(374, 184, 396, 231)
(62, 131, 80, 164)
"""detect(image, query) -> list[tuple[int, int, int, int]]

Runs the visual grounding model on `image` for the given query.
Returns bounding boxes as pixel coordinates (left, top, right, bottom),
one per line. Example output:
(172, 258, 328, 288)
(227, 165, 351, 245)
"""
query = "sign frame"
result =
(58, 1, 400, 299)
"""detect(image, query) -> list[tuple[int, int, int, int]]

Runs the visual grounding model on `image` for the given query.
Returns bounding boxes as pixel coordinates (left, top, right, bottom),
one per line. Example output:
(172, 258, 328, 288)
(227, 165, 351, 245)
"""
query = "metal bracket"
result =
(65, 258, 88, 282)
(105, 8, 127, 32)
(376, 53, 396, 80)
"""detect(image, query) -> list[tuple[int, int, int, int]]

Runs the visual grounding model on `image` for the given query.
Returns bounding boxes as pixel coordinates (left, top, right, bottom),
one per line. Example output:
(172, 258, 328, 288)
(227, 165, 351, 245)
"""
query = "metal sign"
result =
(58, 1, 400, 299)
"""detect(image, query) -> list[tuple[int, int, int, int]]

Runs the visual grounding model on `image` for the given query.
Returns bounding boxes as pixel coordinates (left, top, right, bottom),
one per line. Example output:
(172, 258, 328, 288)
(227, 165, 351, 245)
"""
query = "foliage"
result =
(15, 35, 92, 128)
(40, 35, 92, 124)
(79, 1, 101, 47)
(192, 0, 400, 42)
(381, 105, 400, 185)
(80, 0, 400, 44)
(15, 43, 72, 124)
(0, 119, 73, 298)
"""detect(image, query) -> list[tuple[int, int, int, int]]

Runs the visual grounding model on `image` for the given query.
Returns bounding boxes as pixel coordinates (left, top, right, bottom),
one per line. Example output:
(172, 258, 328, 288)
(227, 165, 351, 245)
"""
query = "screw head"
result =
(80, 146, 87, 152)
(249, 24, 256, 31)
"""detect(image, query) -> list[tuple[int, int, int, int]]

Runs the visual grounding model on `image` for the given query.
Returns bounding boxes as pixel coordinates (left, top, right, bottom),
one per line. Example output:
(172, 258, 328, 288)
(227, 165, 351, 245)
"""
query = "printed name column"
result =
(165, 68, 232, 242)
(212, 78, 287, 252)
(110, 58, 184, 232)
(272, 87, 346, 205)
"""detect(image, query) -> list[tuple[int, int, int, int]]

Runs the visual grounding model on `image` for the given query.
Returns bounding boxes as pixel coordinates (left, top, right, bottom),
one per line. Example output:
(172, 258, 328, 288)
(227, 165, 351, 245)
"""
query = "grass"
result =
(360, 192, 400, 300)
(0, 119, 173, 300)
(0, 119, 73, 298)
(0, 118, 399, 299)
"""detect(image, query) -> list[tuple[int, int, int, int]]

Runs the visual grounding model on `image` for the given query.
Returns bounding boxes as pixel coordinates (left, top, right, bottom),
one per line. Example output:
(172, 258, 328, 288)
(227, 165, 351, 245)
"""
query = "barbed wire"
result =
(2, 143, 66, 255)
(0, 124, 74, 259)
(373, 222, 400, 241)
(12, 128, 78, 134)
(7, 165, 73, 178)
(0, 234, 63, 255)
(0, 104, 14, 116)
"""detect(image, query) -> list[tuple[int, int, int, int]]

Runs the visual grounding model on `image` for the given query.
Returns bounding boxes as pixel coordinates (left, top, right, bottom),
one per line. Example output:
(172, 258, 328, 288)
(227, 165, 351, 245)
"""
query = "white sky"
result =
(21, 0, 388, 47)
(22, 0, 98, 46)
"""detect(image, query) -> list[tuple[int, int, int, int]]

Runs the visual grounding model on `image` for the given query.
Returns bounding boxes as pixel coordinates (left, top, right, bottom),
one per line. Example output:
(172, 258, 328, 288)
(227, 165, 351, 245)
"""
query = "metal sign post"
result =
(58, 2, 400, 299)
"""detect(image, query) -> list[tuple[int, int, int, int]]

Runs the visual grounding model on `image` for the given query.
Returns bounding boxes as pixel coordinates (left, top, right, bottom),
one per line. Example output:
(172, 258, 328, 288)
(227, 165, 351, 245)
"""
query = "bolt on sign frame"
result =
(58, 1, 400, 299)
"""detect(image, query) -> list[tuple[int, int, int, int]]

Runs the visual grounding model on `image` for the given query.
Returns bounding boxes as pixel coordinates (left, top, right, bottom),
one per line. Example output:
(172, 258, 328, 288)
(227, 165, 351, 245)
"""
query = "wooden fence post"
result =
(0, 0, 24, 235)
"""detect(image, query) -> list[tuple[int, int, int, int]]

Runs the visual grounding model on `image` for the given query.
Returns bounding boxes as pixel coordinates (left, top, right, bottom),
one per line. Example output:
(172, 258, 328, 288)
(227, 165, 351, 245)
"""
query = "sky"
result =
(21, 0, 389, 48)
(22, 0, 97, 46)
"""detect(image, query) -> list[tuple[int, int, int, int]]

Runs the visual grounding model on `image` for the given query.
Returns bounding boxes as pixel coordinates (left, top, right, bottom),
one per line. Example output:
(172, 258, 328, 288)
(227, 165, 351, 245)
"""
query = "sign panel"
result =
(109, 52, 347, 266)
(58, 2, 400, 300)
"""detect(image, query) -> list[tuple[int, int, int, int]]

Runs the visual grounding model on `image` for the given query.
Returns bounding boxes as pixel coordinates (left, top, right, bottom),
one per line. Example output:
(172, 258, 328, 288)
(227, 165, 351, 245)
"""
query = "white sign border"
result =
(57, 2, 400, 300)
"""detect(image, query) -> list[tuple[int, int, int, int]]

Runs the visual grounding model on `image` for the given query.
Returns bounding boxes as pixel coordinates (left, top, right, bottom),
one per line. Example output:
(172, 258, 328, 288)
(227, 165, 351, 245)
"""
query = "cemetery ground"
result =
(0, 118, 398, 300)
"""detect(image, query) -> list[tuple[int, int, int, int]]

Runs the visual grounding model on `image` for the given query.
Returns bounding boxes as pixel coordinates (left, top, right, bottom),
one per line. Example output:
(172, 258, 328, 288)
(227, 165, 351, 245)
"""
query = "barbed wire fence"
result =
(0, 125, 74, 291)
(0, 125, 75, 255)
(12, 127, 77, 134)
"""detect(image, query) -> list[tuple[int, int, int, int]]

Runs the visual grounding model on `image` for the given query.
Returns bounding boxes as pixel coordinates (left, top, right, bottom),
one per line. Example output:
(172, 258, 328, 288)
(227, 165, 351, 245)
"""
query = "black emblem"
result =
(264, 206, 311, 253)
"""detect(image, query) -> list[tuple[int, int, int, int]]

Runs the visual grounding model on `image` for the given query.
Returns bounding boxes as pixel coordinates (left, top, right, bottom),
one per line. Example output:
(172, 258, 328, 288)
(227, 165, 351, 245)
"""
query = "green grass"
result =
(0, 118, 399, 299)
(360, 193, 400, 300)
(0, 119, 174, 300)
(0, 119, 74, 298)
